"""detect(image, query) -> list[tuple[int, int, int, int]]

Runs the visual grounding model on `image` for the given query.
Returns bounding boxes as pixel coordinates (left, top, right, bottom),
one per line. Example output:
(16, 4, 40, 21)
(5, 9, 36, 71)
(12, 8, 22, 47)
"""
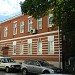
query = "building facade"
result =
(0, 14, 62, 68)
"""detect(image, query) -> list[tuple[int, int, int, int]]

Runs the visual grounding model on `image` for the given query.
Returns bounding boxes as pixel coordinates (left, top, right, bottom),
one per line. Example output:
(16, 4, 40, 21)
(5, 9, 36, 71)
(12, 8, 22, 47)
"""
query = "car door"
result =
(0, 58, 2, 68)
(32, 61, 43, 73)
(26, 60, 34, 73)
(0, 58, 5, 69)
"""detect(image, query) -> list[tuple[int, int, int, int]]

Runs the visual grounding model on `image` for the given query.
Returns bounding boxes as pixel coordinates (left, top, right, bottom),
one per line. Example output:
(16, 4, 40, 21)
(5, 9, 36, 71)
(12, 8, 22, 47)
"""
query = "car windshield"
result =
(39, 60, 53, 66)
(4, 58, 15, 63)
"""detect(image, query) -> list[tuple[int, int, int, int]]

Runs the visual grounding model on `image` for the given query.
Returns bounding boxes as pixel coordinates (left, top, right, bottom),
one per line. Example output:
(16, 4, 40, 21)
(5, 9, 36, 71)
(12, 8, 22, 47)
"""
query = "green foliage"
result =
(21, 0, 75, 56)
(54, 0, 75, 56)
(21, 0, 75, 36)
(21, 0, 54, 18)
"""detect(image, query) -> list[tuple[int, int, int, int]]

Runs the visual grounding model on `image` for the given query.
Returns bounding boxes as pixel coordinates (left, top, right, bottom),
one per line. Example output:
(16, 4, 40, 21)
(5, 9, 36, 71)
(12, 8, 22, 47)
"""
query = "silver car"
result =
(0, 56, 21, 72)
(21, 59, 62, 75)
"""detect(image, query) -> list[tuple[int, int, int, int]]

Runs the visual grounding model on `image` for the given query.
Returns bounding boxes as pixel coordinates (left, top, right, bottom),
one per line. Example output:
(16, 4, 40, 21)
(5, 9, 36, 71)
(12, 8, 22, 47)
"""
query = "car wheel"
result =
(22, 69, 28, 75)
(6, 67, 10, 73)
(43, 71, 50, 74)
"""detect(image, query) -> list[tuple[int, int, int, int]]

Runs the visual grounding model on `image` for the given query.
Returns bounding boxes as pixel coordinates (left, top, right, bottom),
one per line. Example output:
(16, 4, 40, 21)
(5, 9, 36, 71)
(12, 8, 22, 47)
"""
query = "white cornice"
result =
(0, 30, 58, 42)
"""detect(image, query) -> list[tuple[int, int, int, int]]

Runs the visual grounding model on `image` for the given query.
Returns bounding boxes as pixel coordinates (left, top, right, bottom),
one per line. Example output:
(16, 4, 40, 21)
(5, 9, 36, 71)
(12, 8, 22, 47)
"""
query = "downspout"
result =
(58, 26, 61, 68)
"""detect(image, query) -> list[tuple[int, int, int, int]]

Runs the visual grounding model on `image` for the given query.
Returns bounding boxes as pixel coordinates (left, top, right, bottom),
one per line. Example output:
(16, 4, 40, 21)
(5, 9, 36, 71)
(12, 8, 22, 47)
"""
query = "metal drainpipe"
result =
(58, 26, 61, 68)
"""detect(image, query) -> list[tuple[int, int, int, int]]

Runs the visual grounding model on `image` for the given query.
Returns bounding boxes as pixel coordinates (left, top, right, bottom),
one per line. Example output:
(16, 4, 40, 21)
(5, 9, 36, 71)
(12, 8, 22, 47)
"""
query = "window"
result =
(48, 41, 54, 54)
(13, 41, 16, 55)
(4, 27, 8, 37)
(48, 36, 54, 54)
(13, 23, 17, 35)
(37, 41, 42, 54)
(28, 39, 32, 54)
(19, 43, 24, 55)
(48, 14, 54, 27)
(20, 21, 24, 33)
(37, 18, 42, 29)
(33, 61, 40, 66)
(28, 19, 32, 32)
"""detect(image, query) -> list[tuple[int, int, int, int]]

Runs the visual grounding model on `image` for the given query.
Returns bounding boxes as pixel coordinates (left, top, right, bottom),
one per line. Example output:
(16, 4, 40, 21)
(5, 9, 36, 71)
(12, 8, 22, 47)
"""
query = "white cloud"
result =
(0, 0, 25, 17)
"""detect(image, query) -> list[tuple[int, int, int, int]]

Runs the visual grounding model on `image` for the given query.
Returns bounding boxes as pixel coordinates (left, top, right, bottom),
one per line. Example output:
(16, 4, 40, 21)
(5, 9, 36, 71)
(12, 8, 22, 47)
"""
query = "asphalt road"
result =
(0, 71, 36, 75)
(0, 71, 22, 75)
(0, 71, 70, 75)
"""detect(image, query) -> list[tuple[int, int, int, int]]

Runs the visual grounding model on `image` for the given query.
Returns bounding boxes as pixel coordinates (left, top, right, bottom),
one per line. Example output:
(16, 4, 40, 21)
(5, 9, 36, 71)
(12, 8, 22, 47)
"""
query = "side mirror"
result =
(36, 64, 40, 66)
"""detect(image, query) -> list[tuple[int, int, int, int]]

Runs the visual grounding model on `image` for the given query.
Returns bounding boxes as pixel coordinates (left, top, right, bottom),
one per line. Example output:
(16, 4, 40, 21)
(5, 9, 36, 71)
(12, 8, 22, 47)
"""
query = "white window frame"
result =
(37, 18, 42, 29)
(48, 14, 54, 27)
(37, 41, 42, 54)
(28, 19, 32, 32)
(20, 21, 24, 33)
(19, 43, 24, 55)
(13, 41, 16, 55)
(4, 27, 8, 37)
(48, 36, 54, 54)
(28, 39, 32, 55)
(13, 23, 17, 35)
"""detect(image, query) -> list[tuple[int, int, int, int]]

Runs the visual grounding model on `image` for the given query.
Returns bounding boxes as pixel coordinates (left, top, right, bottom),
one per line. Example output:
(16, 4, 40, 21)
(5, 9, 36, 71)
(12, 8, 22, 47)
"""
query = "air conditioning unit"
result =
(30, 29, 36, 34)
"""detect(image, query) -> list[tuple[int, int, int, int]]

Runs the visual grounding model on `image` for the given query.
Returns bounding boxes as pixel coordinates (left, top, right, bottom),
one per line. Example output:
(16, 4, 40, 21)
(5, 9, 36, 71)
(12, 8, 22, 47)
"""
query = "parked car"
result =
(21, 59, 62, 75)
(0, 56, 21, 72)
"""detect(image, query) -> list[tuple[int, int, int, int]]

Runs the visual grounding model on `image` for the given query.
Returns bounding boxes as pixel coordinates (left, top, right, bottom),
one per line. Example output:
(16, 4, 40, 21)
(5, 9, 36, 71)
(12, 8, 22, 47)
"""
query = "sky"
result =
(0, 0, 25, 22)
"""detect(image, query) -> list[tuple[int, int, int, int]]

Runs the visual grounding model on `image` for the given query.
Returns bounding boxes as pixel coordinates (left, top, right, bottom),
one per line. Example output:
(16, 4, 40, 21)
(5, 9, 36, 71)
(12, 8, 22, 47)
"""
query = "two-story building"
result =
(0, 14, 62, 68)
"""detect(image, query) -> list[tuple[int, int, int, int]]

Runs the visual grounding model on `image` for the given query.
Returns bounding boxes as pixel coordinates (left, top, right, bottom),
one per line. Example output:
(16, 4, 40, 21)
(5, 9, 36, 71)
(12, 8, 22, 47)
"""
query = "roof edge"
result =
(0, 14, 23, 24)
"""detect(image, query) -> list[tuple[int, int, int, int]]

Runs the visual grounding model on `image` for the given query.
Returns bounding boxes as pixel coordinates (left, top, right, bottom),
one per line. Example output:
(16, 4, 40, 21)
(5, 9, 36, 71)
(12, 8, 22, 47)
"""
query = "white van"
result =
(0, 56, 21, 72)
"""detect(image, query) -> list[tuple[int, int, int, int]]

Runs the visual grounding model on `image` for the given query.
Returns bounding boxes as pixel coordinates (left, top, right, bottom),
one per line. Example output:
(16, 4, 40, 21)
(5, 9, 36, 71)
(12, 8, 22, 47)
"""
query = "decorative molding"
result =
(0, 30, 58, 42)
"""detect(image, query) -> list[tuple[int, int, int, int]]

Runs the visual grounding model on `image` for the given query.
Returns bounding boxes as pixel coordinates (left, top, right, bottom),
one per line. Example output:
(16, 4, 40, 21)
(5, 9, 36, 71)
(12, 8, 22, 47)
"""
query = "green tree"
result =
(21, 0, 75, 31)
(21, 0, 75, 71)
(21, 0, 53, 18)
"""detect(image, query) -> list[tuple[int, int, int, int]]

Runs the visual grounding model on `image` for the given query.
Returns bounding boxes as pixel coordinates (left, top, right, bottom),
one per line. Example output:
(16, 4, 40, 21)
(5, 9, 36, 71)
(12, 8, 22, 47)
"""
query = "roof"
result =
(0, 14, 23, 24)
